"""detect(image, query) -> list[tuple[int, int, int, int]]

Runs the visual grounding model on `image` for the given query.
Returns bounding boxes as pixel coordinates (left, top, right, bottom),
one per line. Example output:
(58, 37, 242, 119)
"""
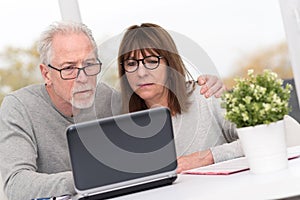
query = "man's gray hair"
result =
(37, 21, 98, 64)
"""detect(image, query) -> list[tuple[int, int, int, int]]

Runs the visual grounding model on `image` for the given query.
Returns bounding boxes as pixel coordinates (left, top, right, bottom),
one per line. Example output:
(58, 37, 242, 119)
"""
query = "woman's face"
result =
(124, 50, 169, 107)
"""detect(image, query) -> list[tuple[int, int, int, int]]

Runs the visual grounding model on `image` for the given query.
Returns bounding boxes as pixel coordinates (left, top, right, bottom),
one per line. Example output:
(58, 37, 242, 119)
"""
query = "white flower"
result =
(241, 112, 249, 121)
(272, 93, 282, 104)
(263, 103, 271, 111)
(243, 96, 252, 104)
(248, 69, 254, 76)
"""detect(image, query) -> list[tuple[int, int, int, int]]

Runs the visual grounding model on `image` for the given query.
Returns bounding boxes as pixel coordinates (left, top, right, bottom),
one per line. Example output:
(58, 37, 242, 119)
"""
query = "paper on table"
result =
(183, 156, 249, 175)
(182, 146, 300, 175)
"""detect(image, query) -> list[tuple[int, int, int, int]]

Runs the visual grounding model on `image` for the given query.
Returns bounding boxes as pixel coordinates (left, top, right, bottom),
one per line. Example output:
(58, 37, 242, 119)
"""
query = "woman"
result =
(118, 23, 243, 173)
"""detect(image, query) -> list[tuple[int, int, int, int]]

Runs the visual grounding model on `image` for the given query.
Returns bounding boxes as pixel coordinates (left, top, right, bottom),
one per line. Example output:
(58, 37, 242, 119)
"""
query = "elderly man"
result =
(0, 21, 225, 200)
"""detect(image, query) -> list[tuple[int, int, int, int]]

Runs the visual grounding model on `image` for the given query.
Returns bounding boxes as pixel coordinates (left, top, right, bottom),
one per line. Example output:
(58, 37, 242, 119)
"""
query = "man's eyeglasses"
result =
(47, 59, 102, 80)
(121, 55, 164, 73)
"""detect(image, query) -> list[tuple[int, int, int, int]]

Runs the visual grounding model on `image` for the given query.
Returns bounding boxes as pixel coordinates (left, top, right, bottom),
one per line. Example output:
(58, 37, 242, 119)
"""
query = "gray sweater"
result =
(0, 83, 120, 200)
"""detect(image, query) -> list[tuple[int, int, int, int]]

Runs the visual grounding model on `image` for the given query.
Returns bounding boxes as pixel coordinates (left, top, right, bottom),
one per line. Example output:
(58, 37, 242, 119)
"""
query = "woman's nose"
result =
(136, 62, 148, 77)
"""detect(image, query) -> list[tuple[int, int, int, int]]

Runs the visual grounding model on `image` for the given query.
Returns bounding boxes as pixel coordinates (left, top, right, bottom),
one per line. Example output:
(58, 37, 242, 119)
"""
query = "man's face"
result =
(46, 33, 97, 111)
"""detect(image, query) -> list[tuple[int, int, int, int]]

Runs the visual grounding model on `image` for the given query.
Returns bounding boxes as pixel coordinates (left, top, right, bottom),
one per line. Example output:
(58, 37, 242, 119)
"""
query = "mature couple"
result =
(0, 21, 242, 200)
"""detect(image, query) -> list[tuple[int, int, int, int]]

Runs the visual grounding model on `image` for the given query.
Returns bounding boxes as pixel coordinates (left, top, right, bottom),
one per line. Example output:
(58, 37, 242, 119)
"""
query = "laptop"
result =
(66, 107, 178, 200)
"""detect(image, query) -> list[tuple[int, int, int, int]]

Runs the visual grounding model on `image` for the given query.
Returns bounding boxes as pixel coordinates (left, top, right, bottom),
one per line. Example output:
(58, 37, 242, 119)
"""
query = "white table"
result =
(113, 149, 300, 200)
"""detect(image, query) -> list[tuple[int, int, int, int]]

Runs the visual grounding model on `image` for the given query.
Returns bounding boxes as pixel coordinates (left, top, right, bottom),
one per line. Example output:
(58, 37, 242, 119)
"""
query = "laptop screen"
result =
(67, 107, 177, 191)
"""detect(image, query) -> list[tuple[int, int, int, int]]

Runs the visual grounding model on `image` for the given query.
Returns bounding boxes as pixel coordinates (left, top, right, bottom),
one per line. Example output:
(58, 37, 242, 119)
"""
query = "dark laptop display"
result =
(66, 107, 177, 199)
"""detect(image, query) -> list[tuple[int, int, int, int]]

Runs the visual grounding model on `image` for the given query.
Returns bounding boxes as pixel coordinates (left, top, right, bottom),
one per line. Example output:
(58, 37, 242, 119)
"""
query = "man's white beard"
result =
(71, 84, 96, 109)
(71, 93, 95, 109)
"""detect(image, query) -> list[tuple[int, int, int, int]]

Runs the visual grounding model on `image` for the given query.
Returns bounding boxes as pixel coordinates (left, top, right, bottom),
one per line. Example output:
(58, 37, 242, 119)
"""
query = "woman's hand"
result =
(176, 149, 214, 173)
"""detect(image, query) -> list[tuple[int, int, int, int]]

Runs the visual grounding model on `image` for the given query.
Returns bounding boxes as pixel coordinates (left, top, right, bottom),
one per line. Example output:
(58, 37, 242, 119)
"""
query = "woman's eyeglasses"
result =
(121, 55, 164, 73)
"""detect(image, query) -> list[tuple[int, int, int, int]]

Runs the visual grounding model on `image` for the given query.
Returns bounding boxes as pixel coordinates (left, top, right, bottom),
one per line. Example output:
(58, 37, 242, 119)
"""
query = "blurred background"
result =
(0, 0, 294, 103)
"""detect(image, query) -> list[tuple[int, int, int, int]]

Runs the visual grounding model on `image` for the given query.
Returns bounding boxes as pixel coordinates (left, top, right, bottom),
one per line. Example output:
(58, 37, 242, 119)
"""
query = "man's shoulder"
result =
(9, 84, 43, 98)
(95, 82, 121, 116)
(96, 82, 120, 99)
(96, 82, 118, 93)
(2, 84, 44, 106)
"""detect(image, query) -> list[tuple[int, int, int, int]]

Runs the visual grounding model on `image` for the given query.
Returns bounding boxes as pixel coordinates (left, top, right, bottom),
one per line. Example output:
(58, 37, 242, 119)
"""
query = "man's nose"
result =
(76, 68, 88, 82)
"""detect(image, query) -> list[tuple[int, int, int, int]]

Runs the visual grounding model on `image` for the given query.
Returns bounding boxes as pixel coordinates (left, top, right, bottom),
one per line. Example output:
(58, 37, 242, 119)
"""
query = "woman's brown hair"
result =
(118, 23, 194, 115)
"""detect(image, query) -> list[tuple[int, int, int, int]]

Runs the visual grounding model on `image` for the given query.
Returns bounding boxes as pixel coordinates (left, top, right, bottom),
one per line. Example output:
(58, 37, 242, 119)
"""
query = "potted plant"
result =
(222, 69, 292, 174)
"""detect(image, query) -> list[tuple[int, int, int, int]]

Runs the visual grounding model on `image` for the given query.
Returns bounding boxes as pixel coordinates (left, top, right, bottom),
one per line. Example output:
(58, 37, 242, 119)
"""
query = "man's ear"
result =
(40, 64, 52, 86)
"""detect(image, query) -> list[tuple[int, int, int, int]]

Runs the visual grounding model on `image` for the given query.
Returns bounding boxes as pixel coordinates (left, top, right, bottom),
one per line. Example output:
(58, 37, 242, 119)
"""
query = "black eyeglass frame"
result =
(121, 55, 164, 73)
(47, 58, 102, 80)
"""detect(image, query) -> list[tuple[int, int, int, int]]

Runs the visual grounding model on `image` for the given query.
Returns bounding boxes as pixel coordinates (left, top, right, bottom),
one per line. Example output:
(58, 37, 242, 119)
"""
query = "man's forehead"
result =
(51, 33, 95, 63)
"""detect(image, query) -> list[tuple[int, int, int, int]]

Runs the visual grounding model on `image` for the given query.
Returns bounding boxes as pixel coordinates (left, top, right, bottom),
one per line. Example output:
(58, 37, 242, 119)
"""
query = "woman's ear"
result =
(40, 64, 52, 86)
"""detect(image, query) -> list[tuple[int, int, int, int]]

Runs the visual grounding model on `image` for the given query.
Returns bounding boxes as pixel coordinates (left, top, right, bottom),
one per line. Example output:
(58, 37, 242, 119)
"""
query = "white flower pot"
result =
(237, 120, 288, 174)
